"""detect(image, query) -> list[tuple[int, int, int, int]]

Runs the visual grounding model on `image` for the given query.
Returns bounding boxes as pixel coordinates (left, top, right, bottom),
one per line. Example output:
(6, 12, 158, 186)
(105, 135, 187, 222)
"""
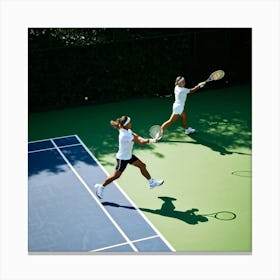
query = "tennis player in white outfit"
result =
(161, 76, 205, 135)
(95, 116, 164, 199)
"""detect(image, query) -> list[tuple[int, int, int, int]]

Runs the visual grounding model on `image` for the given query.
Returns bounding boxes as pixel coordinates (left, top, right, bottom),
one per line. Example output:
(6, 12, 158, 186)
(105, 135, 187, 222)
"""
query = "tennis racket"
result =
(231, 170, 251, 178)
(201, 211, 236, 221)
(204, 70, 225, 83)
(149, 125, 163, 140)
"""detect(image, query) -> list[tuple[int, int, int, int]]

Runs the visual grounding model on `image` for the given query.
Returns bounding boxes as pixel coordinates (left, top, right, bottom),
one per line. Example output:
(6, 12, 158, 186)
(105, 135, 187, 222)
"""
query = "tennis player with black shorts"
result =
(95, 115, 164, 199)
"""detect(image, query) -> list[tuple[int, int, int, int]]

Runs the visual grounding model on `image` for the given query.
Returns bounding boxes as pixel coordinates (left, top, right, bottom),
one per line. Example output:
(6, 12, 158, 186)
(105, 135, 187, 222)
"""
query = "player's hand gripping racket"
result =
(149, 125, 163, 141)
(199, 70, 225, 88)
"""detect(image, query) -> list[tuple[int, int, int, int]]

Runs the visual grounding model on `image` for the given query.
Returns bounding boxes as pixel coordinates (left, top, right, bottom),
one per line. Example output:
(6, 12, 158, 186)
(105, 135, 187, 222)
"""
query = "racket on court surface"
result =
(201, 211, 236, 221)
(149, 125, 163, 140)
(204, 70, 225, 83)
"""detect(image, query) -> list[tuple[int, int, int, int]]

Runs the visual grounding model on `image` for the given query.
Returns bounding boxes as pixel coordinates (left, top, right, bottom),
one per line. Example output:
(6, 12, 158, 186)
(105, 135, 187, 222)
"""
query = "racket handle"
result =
(199, 81, 206, 88)
(149, 138, 157, 143)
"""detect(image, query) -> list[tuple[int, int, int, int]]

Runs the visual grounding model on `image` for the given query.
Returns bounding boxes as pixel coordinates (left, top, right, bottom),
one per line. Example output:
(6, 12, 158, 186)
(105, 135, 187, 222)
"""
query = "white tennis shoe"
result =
(95, 184, 104, 199)
(149, 179, 164, 189)
(185, 127, 196, 135)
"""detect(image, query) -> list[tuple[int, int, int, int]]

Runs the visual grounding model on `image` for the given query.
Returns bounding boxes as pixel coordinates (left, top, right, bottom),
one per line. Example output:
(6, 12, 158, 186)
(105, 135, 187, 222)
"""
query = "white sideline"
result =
(50, 139, 138, 252)
(75, 134, 175, 252)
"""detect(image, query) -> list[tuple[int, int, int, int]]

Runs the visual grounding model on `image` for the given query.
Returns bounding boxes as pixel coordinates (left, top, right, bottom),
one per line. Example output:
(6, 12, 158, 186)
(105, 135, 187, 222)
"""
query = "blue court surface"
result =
(28, 135, 174, 253)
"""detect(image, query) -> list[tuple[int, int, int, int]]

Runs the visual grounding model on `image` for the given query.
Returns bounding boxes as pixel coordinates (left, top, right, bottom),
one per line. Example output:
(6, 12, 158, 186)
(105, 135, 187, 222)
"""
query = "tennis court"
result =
(28, 84, 252, 253)
(28, 135, 174, 252)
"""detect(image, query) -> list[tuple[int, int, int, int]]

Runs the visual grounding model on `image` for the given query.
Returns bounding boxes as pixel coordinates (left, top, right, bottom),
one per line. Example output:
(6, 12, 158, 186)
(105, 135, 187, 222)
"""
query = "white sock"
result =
(148, 178, 154, 184)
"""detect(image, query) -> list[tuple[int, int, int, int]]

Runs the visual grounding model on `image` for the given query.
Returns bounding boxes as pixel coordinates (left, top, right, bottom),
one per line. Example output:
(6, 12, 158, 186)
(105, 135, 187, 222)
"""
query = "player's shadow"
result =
(102, 197, 208, 225)
(164, 132, 251, 156)
(102, 201, 136, 210)
(139, 197, 208, 225)
(187, 133, 234, 155)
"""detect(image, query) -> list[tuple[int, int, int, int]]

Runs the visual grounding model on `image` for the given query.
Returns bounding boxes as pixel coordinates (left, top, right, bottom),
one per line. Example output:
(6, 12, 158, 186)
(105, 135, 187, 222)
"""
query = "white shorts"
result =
(172, 103, 184, 115)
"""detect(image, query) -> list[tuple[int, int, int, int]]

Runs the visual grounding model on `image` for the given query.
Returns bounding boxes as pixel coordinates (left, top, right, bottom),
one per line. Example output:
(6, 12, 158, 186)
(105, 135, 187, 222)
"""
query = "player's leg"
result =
(102, 170, 123, 186)
(131, 158, 151, 179)
(131, 157, 164, 189)
(181, 111, 195, 134)
(161, 113, 180, 131)
(95, 159, 126, 198)
(180, 111, 188, 129)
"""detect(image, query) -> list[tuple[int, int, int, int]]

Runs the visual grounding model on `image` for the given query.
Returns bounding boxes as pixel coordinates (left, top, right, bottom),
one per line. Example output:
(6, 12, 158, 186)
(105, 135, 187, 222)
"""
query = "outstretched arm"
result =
(132, 132, 156, 145)
(189, 82, 206, 94)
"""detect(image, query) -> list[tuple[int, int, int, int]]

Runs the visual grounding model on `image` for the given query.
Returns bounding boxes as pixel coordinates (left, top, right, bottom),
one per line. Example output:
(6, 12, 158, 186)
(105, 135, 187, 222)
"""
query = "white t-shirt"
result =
(116, 128, 134, 160)
(172, 85, 190, 114)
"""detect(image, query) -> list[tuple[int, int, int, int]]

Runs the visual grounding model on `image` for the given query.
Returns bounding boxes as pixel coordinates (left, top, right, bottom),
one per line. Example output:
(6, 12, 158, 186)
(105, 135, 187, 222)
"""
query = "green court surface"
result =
(28, 84, 251, 252)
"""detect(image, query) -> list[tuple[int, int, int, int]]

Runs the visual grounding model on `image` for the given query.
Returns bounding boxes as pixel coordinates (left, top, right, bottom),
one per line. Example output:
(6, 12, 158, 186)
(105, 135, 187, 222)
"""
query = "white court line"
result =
(75, 134, 175, 252)
(92, 241, 130, 252)
(91, 234, 159, 252)
(28, 143, 82, 154)
(28, 134, 78, 144)
(131, 234, 159, 244)
(49, 139, 138, 252)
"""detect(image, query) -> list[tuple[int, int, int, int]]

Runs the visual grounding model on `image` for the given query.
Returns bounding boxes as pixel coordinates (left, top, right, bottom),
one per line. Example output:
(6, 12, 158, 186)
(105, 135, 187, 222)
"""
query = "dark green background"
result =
(29, 28, 251, 112)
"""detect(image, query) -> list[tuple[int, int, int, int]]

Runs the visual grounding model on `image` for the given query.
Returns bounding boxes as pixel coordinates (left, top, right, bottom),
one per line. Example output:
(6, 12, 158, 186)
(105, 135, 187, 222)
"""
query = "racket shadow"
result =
(231, 170, 251, 177)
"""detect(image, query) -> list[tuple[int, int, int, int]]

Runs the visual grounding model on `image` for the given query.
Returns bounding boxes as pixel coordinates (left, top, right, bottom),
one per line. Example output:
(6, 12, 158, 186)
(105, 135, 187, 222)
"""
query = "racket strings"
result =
(214, 211, 236, 220)
(209, 70, 225, 81)
(149, 125, 163, 140)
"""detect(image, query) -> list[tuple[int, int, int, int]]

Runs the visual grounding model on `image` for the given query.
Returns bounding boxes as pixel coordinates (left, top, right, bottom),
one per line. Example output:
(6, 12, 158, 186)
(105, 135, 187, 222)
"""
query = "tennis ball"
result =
(84, 96, 88, 100)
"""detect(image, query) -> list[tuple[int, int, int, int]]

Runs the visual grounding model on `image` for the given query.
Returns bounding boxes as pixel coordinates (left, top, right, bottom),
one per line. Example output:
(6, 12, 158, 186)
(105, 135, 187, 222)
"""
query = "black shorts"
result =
(116, 154, 139, 172)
